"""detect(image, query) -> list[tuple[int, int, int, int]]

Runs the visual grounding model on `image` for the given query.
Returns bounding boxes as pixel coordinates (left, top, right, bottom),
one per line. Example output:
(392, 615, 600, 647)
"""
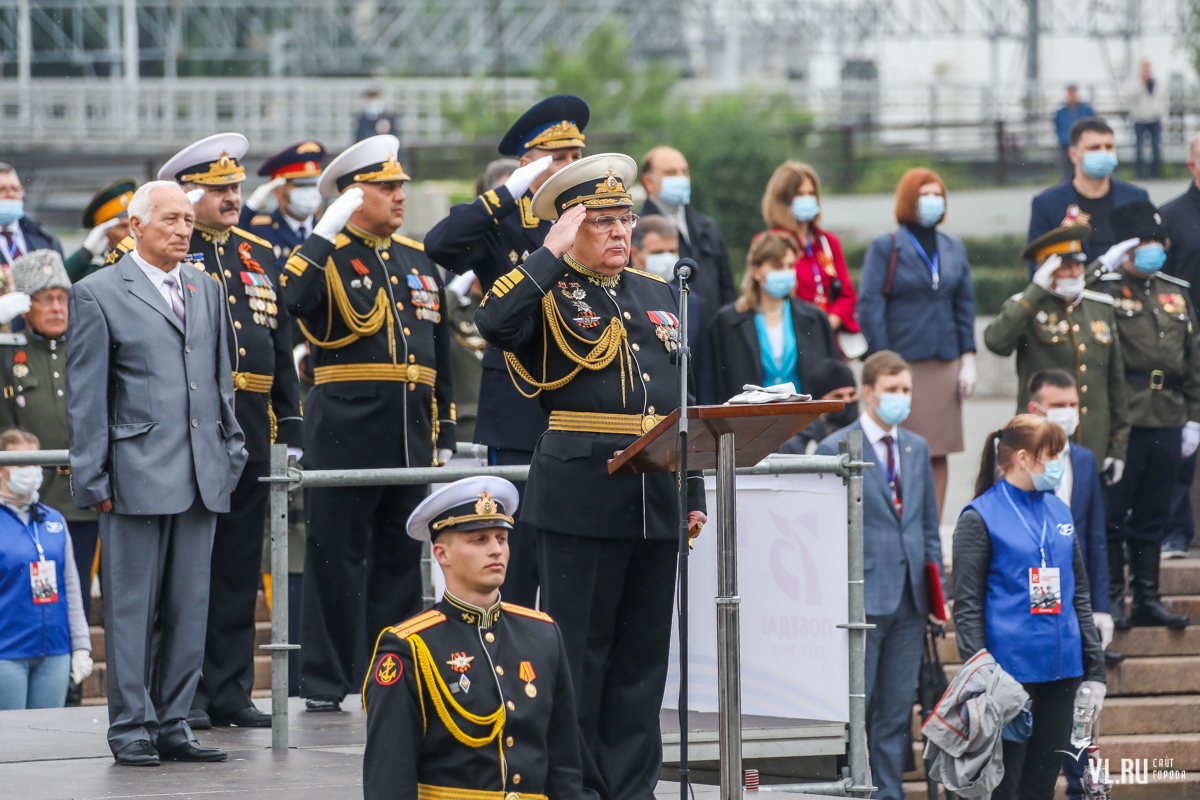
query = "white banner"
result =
(664, 473, 850, 723)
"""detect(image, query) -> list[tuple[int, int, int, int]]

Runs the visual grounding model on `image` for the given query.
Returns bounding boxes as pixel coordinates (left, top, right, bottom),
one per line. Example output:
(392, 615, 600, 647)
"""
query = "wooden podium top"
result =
(607, 401, 843, 475)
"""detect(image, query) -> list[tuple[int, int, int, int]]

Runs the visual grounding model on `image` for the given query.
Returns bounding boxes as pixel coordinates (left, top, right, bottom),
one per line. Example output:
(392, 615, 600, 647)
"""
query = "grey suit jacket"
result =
(818, 420, 945, 617)
(66, 252, 247, 515)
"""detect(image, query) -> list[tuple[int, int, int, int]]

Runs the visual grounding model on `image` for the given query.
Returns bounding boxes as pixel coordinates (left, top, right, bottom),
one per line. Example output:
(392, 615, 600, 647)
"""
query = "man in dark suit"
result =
(354, 89, 398, 143)
(1027, 117, 1148, 275)
(817, 350, 944, 800)
(638, 146, 735, 329)
(66, 181, 247, 765)
(0, 163, 63, 287)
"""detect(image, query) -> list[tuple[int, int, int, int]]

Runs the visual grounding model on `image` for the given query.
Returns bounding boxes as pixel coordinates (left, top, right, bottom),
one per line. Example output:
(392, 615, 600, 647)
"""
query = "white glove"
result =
(246, 177, 285, 213)
(1032, 254, 1062, 291)
(1077, 679, 1106, 722)
(958, 352, 977, 399)
(286, 447, 304, 463)
(70, 649, 93, 685)
(0, 291, 32, 325)
(82, 217, 123, 255)
(435, 448, 454, 467)
(1183, 421, 1200, 458)
(504, 156, 553, 199)
(1093, 612, 1114, 650)
(313, 188, 364, 242)
(1102, 457, 1125, 486)
(1098, 238, 1141, 273)
(185, 187, 206, 205)
(447, 270, 476, 300)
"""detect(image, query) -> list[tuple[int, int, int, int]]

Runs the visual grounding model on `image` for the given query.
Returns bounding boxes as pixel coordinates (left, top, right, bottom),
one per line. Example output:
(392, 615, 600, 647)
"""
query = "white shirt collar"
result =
(859, 411, 897, 445)
(282, 212, 312, 234)
(129, 247, 181, 289)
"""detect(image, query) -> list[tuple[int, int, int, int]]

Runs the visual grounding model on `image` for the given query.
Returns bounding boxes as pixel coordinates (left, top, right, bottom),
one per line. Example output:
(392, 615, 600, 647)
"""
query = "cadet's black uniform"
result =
(476, 247, 705, 800)
(282, 224, 456, 701)
(363, 596, 585, 800)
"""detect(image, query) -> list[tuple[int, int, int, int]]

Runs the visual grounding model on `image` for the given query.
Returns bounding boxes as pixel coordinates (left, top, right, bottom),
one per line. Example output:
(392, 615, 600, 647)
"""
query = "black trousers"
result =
(193, 461, 268, 717)
(68, 520, 100, 623)
(1106, 426, 1182, 545)
(300, 483, 426, 700)
(490, 447, 539, 607)
(995, 676, 1081, 800)
(538, 529, 677, 800)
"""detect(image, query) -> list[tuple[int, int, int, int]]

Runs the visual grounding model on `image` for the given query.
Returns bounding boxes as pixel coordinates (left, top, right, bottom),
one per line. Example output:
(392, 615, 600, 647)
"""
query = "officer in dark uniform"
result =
(446, 271, 485, 443)
(363, 476, 585, 800)
(1087, 199, 1197, 629)
(424, 96, 589, 607)
(475, 154, 707, 800)
(239, 140, 328, 268)
(281, 134, 456, 712)
(63, 178, 136, 283)
(144, 133, 304, 728)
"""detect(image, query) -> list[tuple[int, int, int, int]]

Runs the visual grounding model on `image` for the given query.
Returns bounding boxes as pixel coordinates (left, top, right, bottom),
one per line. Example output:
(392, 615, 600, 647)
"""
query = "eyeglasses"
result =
(583, 213, 638, 233)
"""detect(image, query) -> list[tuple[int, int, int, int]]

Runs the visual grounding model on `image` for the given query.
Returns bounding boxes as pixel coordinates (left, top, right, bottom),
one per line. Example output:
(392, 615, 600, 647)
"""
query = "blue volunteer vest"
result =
(0, 503, 72, 660)
(965, 480, 1083, 684)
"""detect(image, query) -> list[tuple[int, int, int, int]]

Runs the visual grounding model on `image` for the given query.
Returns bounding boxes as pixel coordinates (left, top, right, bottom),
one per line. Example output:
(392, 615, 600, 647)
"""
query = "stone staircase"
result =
(902, 556, 1200, 799)
(81, 589, 273, 706)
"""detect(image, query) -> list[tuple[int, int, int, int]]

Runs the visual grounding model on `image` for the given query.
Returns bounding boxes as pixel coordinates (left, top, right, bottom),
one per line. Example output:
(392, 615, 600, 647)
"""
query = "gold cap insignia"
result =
(297, 141, 322, 154)
(475, 490, 497, 515)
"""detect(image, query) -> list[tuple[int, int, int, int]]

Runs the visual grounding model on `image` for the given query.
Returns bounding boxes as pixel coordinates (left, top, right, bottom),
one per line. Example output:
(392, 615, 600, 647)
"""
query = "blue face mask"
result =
(763, 269, 796, 299)
(791, 195, 820, 222)
(1133, 242, 1166, 273)
(1082, 150, 1118, 179)
(1031, 457, 1065, 492)
(0, 199, 24, 227)
(658, 176, 691, 207)
(876, 392, 911, 426)
(916, 195, 945, 227)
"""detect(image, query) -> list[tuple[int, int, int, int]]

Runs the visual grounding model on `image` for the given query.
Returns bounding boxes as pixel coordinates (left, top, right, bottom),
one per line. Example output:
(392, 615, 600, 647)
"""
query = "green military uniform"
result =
(448, 287, 485, 443)
(64, 179, 136, 283)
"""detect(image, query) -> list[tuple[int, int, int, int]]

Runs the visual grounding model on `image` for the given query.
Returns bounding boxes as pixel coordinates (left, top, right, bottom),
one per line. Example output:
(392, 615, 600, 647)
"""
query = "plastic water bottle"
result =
(1070, 685, 1094, 749)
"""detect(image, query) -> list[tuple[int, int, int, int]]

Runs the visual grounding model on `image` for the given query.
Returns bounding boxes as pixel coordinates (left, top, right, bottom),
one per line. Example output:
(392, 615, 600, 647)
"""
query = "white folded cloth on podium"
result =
(724, 383, 811, 404)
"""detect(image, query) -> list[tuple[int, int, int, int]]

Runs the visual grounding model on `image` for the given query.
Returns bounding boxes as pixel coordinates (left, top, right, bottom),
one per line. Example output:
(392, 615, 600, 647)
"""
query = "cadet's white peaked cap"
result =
(406, 476, 519, 542)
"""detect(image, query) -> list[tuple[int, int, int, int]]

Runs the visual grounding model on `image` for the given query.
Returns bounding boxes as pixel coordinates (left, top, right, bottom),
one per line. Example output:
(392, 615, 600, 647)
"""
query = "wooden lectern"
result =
(609, 401, 843, 800)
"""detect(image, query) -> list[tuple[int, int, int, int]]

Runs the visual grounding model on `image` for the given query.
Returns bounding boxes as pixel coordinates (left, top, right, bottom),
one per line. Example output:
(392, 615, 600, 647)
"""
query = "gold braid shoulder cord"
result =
(504, 291, 635, 406)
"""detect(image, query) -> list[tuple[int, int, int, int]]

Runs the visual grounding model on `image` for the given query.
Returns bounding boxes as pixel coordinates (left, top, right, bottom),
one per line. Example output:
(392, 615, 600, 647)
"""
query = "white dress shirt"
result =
(282, 212, 312, 240)
(1053, 443, 1074, 508)
(860, 411, 901, 482)
(0, 222, 28, 262)
(657, 198, 690, 244)
(130, 248, 184, 308)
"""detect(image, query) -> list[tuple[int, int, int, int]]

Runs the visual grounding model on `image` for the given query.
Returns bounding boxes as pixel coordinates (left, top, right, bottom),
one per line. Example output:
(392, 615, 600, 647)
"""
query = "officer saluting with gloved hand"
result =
(282, 134, 456, 712)
(1087, 199, 1198, 629)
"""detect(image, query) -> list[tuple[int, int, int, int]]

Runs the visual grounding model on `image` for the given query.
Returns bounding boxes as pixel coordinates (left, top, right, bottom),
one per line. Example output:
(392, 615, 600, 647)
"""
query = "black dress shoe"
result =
(160, 740, 228, 762)
(213, 706, 272, 728)
(305, 696, 341, 713)
(186, 708, 212, 730)
(114, 740, 160, 766)
(1105, 648, 1126, 665)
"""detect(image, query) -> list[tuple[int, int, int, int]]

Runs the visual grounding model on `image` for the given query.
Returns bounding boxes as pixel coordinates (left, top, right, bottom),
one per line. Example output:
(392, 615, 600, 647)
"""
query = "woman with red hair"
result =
(857, 168, 977, 517)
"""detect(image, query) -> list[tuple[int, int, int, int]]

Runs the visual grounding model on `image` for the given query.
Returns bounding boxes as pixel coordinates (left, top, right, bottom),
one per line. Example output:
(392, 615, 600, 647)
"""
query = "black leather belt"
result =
(1126, 369, 1183, 391)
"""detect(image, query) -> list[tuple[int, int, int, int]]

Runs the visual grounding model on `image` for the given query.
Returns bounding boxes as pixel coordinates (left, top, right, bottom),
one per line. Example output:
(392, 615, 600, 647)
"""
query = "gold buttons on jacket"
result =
(239, 347, 246, 356)
(397, 302, 404, 310)
(1081, 385, 1088, 393)
(485, 632, 495, 642)
(381, 251, 390, 260)
(229, 295, 236, 303)
(411, 268, 419, 275)
(218, 247, 224, 255)
(496, 666, 504, 675)
(623, 311, 631, 320)
(409, 354, 417, 363)
(1079, 343, 1086, 353)
(1073, 324, 1080, 332)
(632, 343, 640, 351)
(1081, 406, 1088, 414)
(234, 321, 242, 329)
(507, 700, 515, 710)
(506, 736, 514, 747)
(647, 406, 656, 414)
(403, 327, 411, 335)
(224, 269, 232, 278)
(408, 383, 417, 391)
(1079, 364, 1087, 373)
(391, 276, 399, 284)
(512, 775, 521, 785)
(643, 372, 650, 381)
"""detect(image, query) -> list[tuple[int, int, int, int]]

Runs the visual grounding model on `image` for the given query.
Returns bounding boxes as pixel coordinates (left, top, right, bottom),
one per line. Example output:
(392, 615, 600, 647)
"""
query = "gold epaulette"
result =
(334, 233, 352, 249)
(284, 253, 308, 277)
(390, 609, 446, 639)
(249, 214, 273, 227)
(501, 602, 554, 623)
(106, 235, 135, 265)
(232, 226, 273, 250)
(625, 266, 667, 284)
(392, 233, 425, 251)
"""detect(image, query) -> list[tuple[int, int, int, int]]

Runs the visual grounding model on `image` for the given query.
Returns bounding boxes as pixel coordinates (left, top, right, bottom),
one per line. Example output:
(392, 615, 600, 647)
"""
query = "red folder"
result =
(926, 562, 949, 622)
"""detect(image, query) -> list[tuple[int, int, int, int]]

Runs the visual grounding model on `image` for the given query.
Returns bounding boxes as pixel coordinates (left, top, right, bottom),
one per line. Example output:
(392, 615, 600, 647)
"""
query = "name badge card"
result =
(30, 560, 58, 604)
(1029, 567, 1061, 614)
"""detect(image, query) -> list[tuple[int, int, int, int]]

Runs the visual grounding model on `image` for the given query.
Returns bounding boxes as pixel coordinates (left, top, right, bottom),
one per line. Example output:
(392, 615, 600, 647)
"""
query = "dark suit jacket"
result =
(667, 281, 715, 404)
(1027, 178, 1149, 273)
(640, 198, 736, 330)
(709, 297, 837, 403)
(1161, 181, 1200, 310)
(1067, 441, 1110, 613)
(0, 218, 63, 268)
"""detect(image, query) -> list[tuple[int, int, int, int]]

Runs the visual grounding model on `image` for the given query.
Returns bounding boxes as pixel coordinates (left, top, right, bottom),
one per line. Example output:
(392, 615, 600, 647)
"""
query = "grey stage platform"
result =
(0, 699, 846, 799)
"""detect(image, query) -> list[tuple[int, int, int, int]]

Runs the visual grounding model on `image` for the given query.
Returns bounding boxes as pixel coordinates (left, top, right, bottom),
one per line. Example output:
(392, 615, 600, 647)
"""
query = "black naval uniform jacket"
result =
(282, 224, 455, 469)
(363, 596, 584, 800)
(108, 228, 303, 461)
(424, 186, 550, 452)
(474, 247, 706, 539)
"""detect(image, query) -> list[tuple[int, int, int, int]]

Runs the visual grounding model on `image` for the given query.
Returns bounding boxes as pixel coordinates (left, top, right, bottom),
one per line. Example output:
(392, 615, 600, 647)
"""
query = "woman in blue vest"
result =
(0, 429, 92, 709)
(952, 415, 1106, 800)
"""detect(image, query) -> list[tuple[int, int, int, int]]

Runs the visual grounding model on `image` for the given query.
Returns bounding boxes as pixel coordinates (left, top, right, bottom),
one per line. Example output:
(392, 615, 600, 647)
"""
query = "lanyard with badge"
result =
(1002, 482, 1060, 614)
(24, 519, 58, 604)
(906, 231, 940, 290)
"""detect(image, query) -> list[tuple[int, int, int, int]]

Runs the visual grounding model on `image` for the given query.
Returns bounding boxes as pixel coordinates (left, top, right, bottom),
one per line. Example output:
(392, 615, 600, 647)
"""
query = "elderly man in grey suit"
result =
(818, 349, 946, 800)
(66, 180, 247, 766)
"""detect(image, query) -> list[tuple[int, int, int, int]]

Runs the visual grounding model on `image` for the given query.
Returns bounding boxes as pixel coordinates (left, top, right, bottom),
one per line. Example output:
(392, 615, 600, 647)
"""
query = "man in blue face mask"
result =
(1027, 117, 1149, 276)
(0, 163, 63, 285)
(1087, 199, 1200, 630)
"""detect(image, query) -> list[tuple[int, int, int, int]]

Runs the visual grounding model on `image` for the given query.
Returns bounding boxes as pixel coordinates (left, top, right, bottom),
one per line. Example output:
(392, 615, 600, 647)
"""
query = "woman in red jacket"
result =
(757, 161, 860, 343)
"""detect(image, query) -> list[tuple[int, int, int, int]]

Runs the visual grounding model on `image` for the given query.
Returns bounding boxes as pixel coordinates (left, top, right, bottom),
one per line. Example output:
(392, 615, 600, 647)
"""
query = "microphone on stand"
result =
(674, 258, 697, 283)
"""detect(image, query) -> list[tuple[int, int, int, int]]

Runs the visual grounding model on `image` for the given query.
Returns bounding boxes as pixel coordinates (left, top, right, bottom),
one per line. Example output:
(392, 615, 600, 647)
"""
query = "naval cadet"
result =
(424, 96, 589, 607)
(63, 178, 136, 283)
(984, 214, 1131, 480)
(149, 133, 304, 728)
(363, 476, 585, 800)
(1087, 200, 1196, 629)
(475, 154, 706, 800)
(282, 134, 456, 712)
(239, 140, 328, 267)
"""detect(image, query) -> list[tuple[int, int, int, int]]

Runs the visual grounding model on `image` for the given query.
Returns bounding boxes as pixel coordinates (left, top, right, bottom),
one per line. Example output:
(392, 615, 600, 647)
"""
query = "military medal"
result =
(446, 652, 474, 672)
(647, 311, 680, 351)
(1160, 292, 1187, 316)
(519, 661, 537, 698)
(11, 350, 27, 379)
(1089, 320, 1112, 345)
(558, 280, 600, 329)
(408, 274, 441, 322)
(238, 241, 262, 272)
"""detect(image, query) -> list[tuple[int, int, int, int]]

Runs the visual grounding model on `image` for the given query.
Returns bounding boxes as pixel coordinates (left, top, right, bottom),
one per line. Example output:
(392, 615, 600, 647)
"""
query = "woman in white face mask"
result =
(0, 430, 92, 709)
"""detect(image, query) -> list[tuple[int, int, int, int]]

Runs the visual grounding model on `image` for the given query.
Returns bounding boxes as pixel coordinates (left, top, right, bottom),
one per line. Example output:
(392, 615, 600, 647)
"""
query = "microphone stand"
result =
(673, 257, 696, 800)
